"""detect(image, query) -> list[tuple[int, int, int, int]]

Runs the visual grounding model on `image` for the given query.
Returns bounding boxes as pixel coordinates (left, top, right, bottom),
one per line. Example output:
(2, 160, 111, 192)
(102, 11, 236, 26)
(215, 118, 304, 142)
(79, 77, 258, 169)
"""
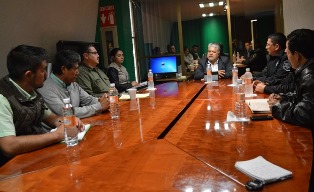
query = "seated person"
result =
(166, 44, 176, 55)
(76, 44, 111, 98)
(191, 44, 200, 60)
(37, 50, 109, 119)
(237, 39, 267, 72)
(183, 47, 194, 71)
(267, 29, 314, 191)
(152, 47, 161, 55)
(194, 43, 232, 80)
(243, 41, 252, 59)
(0, 45, 84, 166)
(253, 33, 291, 86)
(107, 48, 138, 92)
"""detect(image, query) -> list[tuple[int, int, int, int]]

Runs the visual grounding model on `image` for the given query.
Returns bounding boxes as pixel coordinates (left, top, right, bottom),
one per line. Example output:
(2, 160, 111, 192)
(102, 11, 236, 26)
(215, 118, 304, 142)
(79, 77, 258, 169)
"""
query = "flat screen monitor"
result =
(150, 56, 177, 74)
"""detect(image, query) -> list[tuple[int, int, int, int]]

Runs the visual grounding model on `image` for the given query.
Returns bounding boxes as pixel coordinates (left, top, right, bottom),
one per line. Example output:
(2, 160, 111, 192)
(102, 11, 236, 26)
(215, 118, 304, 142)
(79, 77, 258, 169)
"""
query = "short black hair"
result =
(192, 45, 199, 48)
(79, 44, 96, 60)
(7, 45, 48, 80)
(287, 29, 314, 59)
(53, 50, 81, 75)
(268, 32, 286, 49)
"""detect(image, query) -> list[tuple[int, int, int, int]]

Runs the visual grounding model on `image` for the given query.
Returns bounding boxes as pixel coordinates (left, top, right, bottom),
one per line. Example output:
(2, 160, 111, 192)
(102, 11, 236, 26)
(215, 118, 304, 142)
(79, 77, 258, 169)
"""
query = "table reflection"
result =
(65, 146, 83, 186)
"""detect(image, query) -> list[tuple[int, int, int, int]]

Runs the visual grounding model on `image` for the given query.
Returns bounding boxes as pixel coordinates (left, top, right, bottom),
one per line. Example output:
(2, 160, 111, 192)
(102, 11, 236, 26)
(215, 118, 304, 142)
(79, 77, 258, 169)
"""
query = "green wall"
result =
(96, 0, 136, 81)
(171, 16, 229, 56)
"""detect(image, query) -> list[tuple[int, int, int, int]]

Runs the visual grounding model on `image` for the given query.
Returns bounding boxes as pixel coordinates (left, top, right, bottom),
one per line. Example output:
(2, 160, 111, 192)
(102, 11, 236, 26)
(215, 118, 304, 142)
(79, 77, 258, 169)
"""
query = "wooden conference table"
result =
(0, 80, 312, 191)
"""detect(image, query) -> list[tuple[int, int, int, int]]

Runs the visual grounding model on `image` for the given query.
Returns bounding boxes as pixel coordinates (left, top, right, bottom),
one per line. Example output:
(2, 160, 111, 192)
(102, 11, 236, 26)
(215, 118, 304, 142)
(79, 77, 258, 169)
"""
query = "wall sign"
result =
(100, 5, 116, 27)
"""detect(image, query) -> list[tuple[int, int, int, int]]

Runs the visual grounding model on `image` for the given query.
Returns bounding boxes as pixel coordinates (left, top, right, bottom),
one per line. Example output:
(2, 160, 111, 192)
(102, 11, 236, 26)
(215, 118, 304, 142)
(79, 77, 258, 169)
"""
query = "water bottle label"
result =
(235, 93, 245, 101)
(110, 95, 118, 103)
(63, 116, 76, 126)
(148, 76, 153, 81)
(207, 70, 212, 75)
(245, 78, 252, 84)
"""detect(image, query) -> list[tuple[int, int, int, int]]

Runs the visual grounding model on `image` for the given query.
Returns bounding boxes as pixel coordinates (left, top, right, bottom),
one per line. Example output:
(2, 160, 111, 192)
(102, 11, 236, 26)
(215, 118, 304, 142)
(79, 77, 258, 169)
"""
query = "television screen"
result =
(150, 56, 177, 74)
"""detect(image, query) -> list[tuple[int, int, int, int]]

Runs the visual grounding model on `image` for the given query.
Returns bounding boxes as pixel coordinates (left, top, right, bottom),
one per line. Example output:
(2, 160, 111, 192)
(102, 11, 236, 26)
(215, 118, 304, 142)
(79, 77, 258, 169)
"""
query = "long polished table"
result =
(0, 79, 312, 191)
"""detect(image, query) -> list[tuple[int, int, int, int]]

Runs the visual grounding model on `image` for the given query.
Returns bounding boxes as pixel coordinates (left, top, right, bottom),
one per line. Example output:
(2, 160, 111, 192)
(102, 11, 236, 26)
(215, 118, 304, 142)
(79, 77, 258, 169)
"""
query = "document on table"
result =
(50, 124, 91, 141)
(235, 156, 292, 183)
(245, 99, 271, 113)
(119, 93, 150, 100)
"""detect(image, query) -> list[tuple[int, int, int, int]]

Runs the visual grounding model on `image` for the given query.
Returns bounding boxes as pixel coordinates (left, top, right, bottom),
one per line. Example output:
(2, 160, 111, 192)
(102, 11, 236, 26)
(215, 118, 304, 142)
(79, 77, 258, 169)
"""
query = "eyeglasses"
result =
(87, 51, 98, 55)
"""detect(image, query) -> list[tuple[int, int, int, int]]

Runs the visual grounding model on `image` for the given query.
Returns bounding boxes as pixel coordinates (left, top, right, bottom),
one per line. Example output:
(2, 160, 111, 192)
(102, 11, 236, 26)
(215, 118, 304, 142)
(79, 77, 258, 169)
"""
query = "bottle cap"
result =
(149, 69, 152, 72)
(246, 68, 250, 72)
(233, 64, 237, 67)
(63, 98, 71, 104)
(110, 83, 115, 87)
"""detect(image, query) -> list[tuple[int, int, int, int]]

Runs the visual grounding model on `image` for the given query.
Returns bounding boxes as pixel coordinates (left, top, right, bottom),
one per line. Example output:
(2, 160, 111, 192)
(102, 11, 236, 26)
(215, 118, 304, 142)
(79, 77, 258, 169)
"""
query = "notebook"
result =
(235, 156, 292, 183)
(245, 99, 271, 113)
(50, 124, 91, 141)
(119, 93, 150, 100)
(133, 81, 148, 90)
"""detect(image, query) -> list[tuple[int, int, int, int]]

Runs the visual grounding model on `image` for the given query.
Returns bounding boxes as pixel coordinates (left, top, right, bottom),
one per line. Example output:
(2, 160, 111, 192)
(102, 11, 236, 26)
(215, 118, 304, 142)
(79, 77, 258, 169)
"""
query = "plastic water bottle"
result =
(62, 98, 78, 147)
(243, 68, 253, 95)
(234, 79, 246, 119)
(206, 64, 212, 82)
(232, 64, 238, 85)
(148, 69, 154, 89)
(237, 52, 240, 60)
(109, 83, 120, 118)
(232, 51, 236, 64)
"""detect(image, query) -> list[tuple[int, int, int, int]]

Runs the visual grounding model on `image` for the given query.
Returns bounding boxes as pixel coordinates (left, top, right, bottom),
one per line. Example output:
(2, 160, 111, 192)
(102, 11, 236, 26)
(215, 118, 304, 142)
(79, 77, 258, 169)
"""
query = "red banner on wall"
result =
(99, 5, 116, 27)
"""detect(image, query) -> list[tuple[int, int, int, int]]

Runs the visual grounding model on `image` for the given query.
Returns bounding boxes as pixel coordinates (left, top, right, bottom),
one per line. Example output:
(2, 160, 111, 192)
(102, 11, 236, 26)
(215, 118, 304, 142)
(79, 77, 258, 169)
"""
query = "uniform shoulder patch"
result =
(283, 60, 291, 71)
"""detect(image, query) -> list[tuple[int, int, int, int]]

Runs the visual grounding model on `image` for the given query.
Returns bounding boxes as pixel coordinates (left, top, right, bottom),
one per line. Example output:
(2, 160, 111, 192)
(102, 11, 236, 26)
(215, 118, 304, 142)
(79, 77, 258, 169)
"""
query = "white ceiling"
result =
(135, 0, 276, 22)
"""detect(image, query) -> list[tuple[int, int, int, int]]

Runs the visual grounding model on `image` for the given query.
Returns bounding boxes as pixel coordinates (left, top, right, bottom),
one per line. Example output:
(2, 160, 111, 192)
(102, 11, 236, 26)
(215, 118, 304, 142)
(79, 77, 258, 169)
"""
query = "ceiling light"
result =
(199, 3, 205, 8)
(202, 14, 206, 17)
(219, 1, 224, 6)
(209, 2, 214, 7)
(209, 13, 214, 16)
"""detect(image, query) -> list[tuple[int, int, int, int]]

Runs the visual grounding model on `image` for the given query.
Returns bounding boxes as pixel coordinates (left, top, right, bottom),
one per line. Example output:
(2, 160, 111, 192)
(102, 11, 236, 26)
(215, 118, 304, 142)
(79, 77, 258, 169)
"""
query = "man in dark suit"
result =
(194, 43, 232, 80)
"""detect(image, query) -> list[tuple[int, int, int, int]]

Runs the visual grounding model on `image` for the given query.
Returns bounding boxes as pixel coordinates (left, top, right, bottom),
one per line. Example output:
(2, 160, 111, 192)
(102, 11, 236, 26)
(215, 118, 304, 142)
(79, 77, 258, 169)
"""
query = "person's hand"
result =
(254, 82, 266, 93)
(131, 81, 139, 86)
(267, 93, 282, 107)
(75, 117, 85, 132)
(236, 57, 245, 64)
(54, 117, 84, 141)
(253, 80, 262, 87)
(99, 93, 110, 111)
(54, 124, 65, 141)
(218, 70, 225, 78)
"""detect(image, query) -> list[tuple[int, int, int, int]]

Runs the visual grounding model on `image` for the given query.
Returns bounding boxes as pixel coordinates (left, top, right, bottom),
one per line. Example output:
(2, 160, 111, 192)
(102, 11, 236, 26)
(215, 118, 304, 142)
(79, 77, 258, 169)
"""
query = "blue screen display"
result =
(150, 56, 177, 74)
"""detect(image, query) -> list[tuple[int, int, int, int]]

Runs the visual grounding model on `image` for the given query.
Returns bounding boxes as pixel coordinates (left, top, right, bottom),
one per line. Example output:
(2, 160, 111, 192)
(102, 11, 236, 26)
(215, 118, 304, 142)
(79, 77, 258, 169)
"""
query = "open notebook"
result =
(235, 156, 292, 183)
(245, 99, 271, 113)
(50, 124, 91, 141)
